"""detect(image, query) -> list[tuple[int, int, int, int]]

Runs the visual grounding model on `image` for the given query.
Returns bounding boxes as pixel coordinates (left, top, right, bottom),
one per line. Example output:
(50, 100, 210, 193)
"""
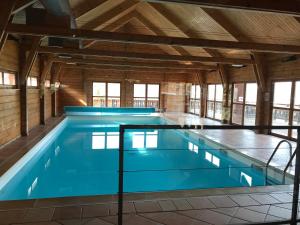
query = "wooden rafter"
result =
(12, 0, 38, 15)
(7, 23, 300, 54)
(202, 8, 267, 90)
(40, 55, 54, 84)
(0, 0, 17, 51)
(53, 57, 217, 70)
(83, 11, 136, 48)
(63, 63, 201, 74)
(38, 46, 254, 65)
(80, 0, 139, 30)
(73, 0, 109, 19)
(20, 37, 42, 84)
(145, 0, 300, 16)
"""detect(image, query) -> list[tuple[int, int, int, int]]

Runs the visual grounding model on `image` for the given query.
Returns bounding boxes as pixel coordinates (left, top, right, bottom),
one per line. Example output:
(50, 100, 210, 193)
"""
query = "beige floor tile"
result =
(102, 214, 163, 225)
(270, 193, 293, 203)
(0, 209, 26, 225)
(249, 194, 280, 205)
(82, 204, 110, 218)
(85, 218, 114, 225)
(142, 211, 210, 225)
(58, 219, 91, 225)
(109, 202, 135, 215)
(52, 206, 82, 220)
(268, 205, 292, 219)
(23, 208, 55, 223)
(187, 197, 216, 209)
(134, 201, 161, 213)
(172, 199, 193, 210)
(234, 208, 266, 223)
(229, 217, 248, 224)
(12, 222, 61, 225)
(229, 194, 260, 206)
(208, 196, 238, 208)
(211, 207, 239, 217)
(179, 209, 232, 225)
(245, 205, 270, 214)
(157, 200, 176, 211)
(264, 214, 284, 222)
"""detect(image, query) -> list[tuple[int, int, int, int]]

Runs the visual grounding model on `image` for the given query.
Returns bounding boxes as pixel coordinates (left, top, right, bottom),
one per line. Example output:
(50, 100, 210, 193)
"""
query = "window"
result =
(206, 84, 223, 120)
(189, 84, 201, 115)
(45, 80, 50, 88)
(133, 84, 159, 108)
(27, 76, 38, 87)
(271, 81, 300, 138)
(92, 132, 119, 150)
(92, 82, 121, 107)
(231, 83, 257, 125)
(0, 72, 16, 86)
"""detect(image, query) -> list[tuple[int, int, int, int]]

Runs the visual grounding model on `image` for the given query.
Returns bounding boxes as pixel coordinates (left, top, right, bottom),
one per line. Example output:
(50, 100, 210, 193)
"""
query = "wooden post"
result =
(0, 0, 17, 52)
(19, 37, 42, 135)
(218, 65, 230, 124)
(50, 63, 62, 117)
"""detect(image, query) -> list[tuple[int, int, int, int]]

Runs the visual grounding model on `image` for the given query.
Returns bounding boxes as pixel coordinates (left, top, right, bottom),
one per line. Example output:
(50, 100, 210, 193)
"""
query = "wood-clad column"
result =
(218, 65, 230, 124)
(50, 63, 61, 117)
(252, 53, 268, 134)
(0, 0, 17, 52)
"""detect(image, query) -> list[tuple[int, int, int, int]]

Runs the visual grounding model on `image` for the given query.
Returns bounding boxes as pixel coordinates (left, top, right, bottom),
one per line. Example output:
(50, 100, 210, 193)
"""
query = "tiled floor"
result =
(163, 113, 297, 173)
(0, 113, 299, 224)
(0, 189, 298, 225)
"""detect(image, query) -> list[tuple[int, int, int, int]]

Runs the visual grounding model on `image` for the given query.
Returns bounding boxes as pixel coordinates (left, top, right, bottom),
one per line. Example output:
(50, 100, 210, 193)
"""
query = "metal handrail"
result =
(265, 140, 293, 184)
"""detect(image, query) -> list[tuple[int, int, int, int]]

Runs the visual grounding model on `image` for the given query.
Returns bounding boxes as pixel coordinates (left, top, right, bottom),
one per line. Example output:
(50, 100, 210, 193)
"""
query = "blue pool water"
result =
(0, 115, 288, 200)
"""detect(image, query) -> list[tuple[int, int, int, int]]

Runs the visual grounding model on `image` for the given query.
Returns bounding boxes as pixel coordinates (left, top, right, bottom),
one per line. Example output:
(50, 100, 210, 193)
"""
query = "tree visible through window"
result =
(189, 84, 201, 115)
(92, 82, 120, 107)
(206, 84, 223, 120)
(232, 83, 257, 125)
(133, 84, 159, 108)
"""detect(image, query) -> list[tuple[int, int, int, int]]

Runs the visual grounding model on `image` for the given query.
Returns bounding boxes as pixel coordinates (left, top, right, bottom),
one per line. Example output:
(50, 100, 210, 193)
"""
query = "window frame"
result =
(133, 83, 160, 108)
(189, 84, 201, 115)
(0, 71, 17, 88)
(206, 84, 223, 121)
(92, 81, 121, 107)
(230, 82, 257, 125)
(270, 80, 299, 140)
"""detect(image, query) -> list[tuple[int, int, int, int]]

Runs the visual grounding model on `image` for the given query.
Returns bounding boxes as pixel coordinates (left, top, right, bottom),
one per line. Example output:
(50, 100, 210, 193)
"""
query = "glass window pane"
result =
(244, 105, 256, 125)
(0, 73, 2, 84)
(207, 101, 214, 118)
(232, 104, 243, 124)
(208, 85, 215, 101)
(189, 100, 195, 113)
(31, 77, 38, 87)
(245, 83, 257, 105)
(93, 97, 106, 107)
(292, 111, 300, 138)
(273, 82, 292, 108)
(215, 102, 223, 120)
(147, 98, 159, 108)
(190, 85, 195, 99)
(3, 73, 15, 85)
(134, 98, 146, 108)
(27, 77, 31, 86)
(134, 84, 146, 98)
(45, 80, 50, 88)
(195, 85, 201, 99)
(93, 82, 106, 96)
(215, 84, 223, 102)
(107, 83, 120, 97)
(233, 83, 244, 103)
(272, 108, 289, 136)
(294, 81, 300, 109)
(107, 97, 120, 107)
(194, 100, 200, 115)
(147, 84, 159, 98)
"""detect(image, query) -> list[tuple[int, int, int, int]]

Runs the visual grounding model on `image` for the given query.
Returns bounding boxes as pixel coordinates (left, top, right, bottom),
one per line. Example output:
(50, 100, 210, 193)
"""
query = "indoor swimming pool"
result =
(0, 109, 291, 200)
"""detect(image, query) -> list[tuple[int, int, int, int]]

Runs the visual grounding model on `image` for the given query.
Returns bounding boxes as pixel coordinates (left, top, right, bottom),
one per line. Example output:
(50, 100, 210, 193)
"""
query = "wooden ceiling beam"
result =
(38, 46, 254, 65)
(80, 0, 139, 30)
(73, 0, 109, 19)
(53, 57, 216, 70)
(0, 0, 17, 52)
(83, 10, 136, 48)
(40, 55, 54, 83)
(63, 63, 202, 73)
(12, 0, 38, 15)
(7, 24, 300, 54)
(145, 0, 300, 17)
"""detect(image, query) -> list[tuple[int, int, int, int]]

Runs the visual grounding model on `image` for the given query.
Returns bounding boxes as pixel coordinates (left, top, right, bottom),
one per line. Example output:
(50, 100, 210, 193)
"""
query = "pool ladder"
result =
(265, 140, 295, 184)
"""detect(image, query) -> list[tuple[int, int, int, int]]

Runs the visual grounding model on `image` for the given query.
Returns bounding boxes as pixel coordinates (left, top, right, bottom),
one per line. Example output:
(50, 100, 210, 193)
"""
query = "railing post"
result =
(118, 126, 125, 225)
(291, 128, 300, 225)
